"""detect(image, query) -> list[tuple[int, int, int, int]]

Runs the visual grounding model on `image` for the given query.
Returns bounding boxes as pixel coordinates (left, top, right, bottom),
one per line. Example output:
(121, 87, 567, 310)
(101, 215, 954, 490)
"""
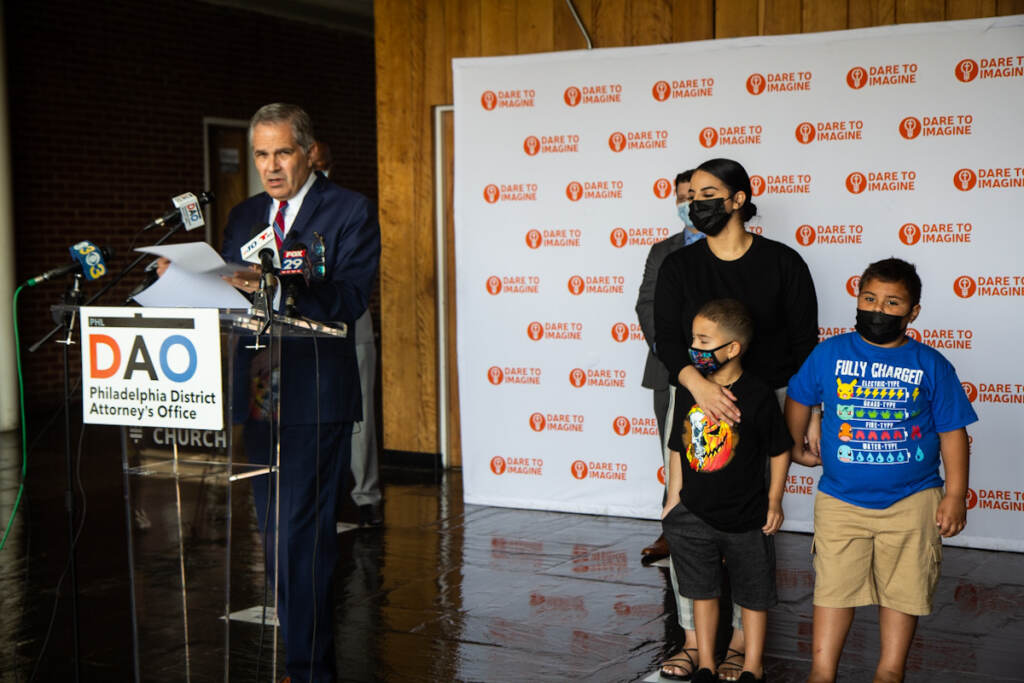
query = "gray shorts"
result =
(661, 503, 778, 611)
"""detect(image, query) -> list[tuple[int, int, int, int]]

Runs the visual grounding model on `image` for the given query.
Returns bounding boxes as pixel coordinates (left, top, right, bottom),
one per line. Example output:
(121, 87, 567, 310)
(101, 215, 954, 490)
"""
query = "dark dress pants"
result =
(247, 419, 353, 682)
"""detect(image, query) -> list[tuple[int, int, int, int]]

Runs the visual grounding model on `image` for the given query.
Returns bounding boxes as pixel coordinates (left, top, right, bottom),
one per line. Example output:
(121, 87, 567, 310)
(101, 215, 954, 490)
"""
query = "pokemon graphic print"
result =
(788, 333, 977, 509)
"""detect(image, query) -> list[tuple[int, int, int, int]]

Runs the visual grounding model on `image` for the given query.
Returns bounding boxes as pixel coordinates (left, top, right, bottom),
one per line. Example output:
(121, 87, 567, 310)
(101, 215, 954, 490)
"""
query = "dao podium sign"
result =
(81, 307, 223, 430)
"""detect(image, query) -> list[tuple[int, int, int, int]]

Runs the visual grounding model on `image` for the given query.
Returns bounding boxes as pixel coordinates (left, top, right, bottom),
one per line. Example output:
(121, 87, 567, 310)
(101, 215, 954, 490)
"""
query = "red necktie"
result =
(273, 200, 288, 250)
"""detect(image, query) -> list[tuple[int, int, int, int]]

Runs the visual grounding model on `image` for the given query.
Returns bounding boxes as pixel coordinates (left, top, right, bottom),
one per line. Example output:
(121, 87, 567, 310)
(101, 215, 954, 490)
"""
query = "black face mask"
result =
(688, 197, 732, 237)
(855, 309, 906, 344)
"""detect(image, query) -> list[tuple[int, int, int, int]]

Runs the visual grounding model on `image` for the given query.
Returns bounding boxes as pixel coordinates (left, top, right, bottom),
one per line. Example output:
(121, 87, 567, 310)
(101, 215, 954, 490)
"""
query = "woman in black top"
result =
(653, 158, 820, 681)
(654, 157, 819, 424)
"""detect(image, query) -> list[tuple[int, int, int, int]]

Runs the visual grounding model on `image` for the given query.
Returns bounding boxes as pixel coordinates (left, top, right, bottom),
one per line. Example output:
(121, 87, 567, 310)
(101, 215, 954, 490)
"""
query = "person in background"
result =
(636, 170, 704, 565)
(311, 139, 383, 527)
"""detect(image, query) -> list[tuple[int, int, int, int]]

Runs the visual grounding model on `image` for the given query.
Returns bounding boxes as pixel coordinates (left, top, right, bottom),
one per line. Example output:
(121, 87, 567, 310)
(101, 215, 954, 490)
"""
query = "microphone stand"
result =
(248, 260, 277, 347)
(57, 273, 84, 683)
(23, 219, 187, 679)
(28, 222, 187, 353)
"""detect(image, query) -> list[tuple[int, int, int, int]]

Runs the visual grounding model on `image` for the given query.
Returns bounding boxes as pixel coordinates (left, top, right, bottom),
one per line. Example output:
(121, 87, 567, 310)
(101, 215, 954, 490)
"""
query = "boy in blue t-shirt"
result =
(785, 258, 977, 683)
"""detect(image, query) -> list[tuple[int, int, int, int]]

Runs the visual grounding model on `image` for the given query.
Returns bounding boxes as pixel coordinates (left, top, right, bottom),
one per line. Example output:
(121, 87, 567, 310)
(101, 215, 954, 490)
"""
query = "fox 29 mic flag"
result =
(453, 17, 1024, 552)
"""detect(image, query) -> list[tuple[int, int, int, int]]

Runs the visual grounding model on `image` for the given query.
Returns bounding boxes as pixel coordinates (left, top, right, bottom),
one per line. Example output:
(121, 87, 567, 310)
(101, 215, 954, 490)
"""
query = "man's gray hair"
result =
(249, 103, 315, 153)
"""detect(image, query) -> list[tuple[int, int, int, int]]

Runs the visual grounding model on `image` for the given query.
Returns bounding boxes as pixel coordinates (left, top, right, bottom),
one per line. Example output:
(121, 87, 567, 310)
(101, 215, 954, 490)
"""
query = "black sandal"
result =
(660, 647, 698, 681)
(716, 648, 745, 681)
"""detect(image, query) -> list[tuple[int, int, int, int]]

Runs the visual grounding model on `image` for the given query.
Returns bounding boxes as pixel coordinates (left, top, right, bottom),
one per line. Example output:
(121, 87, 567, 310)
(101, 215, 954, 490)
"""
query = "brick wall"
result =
(5, 0, 377, 410)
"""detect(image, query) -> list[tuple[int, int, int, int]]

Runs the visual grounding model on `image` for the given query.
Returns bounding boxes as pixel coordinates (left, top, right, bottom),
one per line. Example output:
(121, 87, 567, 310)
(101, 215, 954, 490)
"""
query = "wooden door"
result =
(206, 124, 248, 252)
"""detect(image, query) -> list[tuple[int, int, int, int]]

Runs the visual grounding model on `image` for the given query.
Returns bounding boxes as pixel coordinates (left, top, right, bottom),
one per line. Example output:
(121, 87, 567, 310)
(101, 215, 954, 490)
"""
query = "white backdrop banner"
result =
(453, 17, 1024, 551)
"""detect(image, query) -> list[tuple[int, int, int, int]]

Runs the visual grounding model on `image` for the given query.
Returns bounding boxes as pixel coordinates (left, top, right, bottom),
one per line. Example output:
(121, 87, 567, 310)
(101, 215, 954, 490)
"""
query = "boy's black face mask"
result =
(855, 309, 906, 344)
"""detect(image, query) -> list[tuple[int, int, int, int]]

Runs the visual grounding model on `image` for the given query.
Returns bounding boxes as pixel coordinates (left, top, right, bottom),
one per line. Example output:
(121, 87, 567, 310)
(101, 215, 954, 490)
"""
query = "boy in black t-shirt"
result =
(662, 299, 793, 683)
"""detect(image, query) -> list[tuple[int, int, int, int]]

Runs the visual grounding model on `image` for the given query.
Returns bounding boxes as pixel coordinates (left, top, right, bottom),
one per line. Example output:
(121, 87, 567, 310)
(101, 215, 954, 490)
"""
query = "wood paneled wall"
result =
(375, 0, 1022, 461)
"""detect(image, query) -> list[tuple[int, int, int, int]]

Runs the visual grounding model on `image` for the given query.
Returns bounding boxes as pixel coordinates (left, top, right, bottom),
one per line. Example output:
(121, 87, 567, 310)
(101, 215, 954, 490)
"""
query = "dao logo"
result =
(746, 73, 766, 95)
(487, 366, 504, 385)
(527, 321, 544, 341)
(609, 228, 627, 248)
(481, 91, 497, 110)
(847, 66, 867, 89)
(900, 223, 921, 245)
(523, 136, 540, 156)
(486, 276, 502, 295)
(954, 168, 977, 191)
(490, 456, 507, 475)
(483, 184, 500, 203)
(795, 121, 816, 144)
(564, 86, 581, 106)
(88, 332, 200, 383)
(653, 178, 673, 199)
(611, 322, 629, 342)
(962, 381, 978, 402)
(657, 466, 665, 485)
(795, 225, 815, 246)
(900, 116, 921, 139)
(954, 275, 977, 298)
(525, 229, 542, 249)
(906, 328, 922, 342)
(612, 416, 631, 436)
(652, 80, 671, 101)
(566, 181, 583, 201)
(567, 275, 584, 295)
(571, 460, 589, 480)
(956, 59, 979, 83)
(845, 172, 866, 194)
(529, 412, 546, 432)
(846, 276, 861, 297)
(608, 132, 626, 152)
(965, 488, 978, 510)
(699, 127, 719, 148)
(569, 368, 587, 388)
(749, 175, 765, 196)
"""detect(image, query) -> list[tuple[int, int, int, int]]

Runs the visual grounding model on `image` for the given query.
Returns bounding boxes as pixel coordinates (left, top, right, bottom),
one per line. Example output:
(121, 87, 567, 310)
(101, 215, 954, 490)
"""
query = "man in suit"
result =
(635, 170, 702, 564)
(222, 103, 380, 683)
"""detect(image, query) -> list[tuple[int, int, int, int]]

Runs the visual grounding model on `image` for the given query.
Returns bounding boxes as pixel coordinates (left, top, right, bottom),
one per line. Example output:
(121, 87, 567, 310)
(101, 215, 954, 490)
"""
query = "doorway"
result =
(203, 118, 260, 251)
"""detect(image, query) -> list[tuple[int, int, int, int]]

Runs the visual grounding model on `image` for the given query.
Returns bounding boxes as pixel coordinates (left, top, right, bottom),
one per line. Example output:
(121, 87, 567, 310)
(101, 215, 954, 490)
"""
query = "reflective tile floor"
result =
(1, 425, 1023, 681)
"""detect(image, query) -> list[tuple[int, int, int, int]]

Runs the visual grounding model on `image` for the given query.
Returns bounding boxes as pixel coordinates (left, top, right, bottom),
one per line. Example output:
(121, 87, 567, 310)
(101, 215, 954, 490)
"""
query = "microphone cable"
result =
(28, 422, 88, 682)
(1, 285, 29, 552)
(254, 326, 278, 683)
(304, 315, 322, 683)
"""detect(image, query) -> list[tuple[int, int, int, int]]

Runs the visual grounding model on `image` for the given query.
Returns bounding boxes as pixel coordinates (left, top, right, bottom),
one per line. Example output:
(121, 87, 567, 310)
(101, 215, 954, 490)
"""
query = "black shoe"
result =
(357, 503, 382, 527)
(692, 668, 717, 683)
(736, 672, 766, 682)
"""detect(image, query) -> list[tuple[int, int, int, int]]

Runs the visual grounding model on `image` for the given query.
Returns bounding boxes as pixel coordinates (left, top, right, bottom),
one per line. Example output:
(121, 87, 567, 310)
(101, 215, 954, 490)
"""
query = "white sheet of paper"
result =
(135, 241, 241, 277)
(132, 262, 251, 309)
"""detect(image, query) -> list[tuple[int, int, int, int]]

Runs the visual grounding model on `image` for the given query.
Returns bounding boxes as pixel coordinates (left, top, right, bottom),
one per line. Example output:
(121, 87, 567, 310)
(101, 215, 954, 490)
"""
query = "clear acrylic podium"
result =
(117, 308, 347, 682)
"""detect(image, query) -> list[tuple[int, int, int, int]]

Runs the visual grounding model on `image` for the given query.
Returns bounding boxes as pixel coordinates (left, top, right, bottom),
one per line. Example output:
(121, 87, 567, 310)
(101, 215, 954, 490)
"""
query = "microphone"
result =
(127, 258, 161, 302)
(240, 225, 281, 270)
(279, 243, 310, 315)
(142, 191, 215, 231)
(280, 244, 311, 284)
(26, 241, 112, 287)
(309, 231, 326, 281)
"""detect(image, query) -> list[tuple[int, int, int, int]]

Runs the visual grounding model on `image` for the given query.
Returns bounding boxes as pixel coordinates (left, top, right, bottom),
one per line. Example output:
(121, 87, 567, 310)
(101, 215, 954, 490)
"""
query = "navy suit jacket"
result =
(221, 173, 380, 425)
